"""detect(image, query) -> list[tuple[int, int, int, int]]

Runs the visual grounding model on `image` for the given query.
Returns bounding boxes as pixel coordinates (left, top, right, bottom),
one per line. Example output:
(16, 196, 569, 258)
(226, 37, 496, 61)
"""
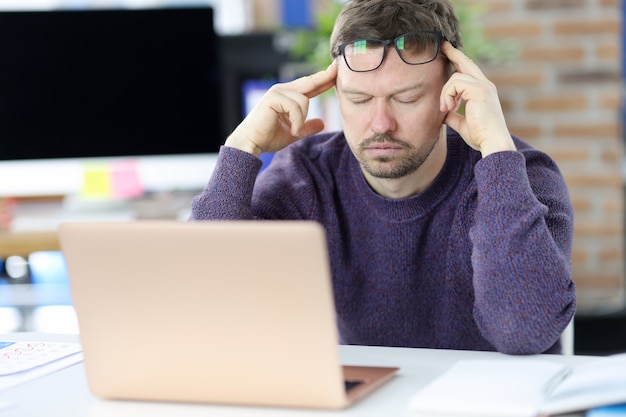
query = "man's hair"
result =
(330, 0, 463, 59)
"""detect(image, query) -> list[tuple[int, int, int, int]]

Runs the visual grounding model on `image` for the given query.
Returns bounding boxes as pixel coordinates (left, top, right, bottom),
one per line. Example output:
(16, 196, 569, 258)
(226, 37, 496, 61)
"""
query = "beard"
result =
(356, 132, 440, 179)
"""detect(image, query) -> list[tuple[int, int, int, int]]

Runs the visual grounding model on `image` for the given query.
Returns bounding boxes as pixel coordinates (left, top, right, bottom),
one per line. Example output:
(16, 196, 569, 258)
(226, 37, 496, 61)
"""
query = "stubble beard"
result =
(357, 132, 440, 179)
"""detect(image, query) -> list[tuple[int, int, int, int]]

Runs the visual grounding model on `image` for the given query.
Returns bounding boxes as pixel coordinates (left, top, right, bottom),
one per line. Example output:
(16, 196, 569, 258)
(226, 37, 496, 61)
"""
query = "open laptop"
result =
(58, 220, 398, 409)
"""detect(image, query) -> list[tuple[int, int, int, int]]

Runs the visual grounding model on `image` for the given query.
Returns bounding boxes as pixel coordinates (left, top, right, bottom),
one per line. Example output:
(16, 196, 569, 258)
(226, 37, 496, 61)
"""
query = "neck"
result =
(364, 126, 448, 199)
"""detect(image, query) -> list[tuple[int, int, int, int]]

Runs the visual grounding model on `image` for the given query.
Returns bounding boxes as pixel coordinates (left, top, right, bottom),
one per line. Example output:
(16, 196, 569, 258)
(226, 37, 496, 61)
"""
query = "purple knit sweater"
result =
(190, 129, 576, 355)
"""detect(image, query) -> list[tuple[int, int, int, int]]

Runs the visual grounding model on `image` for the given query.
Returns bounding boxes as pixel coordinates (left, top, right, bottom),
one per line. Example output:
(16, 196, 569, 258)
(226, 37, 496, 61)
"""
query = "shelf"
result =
(0, 231, 59, 258)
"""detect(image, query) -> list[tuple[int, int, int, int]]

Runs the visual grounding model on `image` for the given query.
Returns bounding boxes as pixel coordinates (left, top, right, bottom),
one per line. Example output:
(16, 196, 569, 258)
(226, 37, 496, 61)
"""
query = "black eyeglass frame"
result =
(337, 30, 451, 73)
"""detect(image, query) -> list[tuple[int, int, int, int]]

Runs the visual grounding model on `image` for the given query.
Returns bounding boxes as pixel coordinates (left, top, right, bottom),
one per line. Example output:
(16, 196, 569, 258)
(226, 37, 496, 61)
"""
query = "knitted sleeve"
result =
(470, 150, 576, 354)
(189, 146, 263, 220)
(189, 144, 321, 221)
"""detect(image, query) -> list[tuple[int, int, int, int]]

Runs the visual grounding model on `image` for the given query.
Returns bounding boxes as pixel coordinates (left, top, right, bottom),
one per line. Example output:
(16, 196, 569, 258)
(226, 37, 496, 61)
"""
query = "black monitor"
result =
(0, 7, 222, 196)
(218, 32, 291, 137)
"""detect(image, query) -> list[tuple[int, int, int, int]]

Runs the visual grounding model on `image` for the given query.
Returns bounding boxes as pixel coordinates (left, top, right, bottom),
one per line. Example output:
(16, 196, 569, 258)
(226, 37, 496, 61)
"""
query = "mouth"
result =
(363, 142, 404, 158)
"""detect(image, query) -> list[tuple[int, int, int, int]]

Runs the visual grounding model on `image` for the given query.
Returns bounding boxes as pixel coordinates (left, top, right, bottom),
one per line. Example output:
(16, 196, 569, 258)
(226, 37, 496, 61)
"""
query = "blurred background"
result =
(0, 0, 623, 355)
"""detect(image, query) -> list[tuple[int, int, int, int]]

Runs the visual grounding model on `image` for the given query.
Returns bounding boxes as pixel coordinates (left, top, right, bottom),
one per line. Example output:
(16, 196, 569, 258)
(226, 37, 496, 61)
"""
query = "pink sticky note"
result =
(111, 160, 143, 198)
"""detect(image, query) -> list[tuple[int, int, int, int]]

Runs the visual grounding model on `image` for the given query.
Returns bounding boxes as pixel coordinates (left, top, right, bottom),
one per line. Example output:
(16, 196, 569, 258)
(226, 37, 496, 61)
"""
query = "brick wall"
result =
(251, 0, 625, 315)
(474, 0, 624, 315)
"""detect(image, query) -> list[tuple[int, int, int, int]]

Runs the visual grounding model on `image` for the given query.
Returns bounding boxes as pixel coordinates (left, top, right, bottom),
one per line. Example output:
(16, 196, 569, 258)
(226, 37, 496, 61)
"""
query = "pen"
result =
(542, 367, 572, 396)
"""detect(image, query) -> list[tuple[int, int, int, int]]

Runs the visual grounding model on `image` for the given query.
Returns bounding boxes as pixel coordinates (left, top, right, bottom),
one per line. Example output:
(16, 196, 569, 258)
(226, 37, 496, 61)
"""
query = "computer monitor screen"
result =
(0, 7, 222, 196)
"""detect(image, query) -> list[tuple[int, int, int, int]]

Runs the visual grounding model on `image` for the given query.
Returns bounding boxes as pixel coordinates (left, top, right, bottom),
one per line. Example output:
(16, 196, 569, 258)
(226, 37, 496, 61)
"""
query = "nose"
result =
(369, 99, 396, 134)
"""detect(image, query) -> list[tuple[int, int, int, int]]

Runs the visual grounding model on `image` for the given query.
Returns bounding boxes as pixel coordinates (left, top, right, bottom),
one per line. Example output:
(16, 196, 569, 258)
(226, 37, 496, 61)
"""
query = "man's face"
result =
(335, 47, 449, 180)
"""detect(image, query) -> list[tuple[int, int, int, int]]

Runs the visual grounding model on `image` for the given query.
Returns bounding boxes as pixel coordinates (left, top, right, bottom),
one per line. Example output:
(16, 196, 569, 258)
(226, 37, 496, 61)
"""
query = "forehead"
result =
(336, 51, 446, 95)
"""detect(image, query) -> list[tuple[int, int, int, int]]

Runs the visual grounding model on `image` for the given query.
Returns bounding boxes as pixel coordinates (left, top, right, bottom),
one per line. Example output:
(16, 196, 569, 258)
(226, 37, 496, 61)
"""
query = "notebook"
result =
(58, 220, 398, 409)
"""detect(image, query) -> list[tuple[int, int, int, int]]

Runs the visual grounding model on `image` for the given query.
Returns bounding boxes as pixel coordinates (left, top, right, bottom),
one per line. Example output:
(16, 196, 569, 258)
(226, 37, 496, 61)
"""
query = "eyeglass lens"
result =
(342, 31, 441, 72)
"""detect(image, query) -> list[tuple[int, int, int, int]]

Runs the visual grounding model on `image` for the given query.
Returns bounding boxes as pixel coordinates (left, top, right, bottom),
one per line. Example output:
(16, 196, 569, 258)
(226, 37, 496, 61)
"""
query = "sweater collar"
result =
(350, 128, 467, 222)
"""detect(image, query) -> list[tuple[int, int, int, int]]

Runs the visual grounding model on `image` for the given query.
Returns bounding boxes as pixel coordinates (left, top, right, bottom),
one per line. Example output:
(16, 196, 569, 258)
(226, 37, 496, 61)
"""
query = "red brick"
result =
(483, 23, 543, 39)
(566, 174, 623, 187)
(573, 223, 624, 236)
(597, 44, 621, 60)
(522, 45, 585, 62)
(525, 0, 585, 9)
(601, 93, 621, 109)
(547, 149, 591, 162)
(602, 149, 622, 163)
(598, 0, 621, 7)
(525, 95, 587, 111)
(554, 123, 620, 138)
(573, 274, 623, 288)
(486, 71, 545, 87)
(604, 198, 624, 212)
(571, 248, 589, 262)
(571, 198, 593, 212)
(508, 125, 542, 139)
(554, 19, 621, 35)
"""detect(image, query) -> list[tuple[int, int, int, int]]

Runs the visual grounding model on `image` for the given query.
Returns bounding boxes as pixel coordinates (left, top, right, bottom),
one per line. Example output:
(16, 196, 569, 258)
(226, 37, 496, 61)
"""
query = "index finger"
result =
(290, 60, 338, 99)
(441, 41, 486, 80)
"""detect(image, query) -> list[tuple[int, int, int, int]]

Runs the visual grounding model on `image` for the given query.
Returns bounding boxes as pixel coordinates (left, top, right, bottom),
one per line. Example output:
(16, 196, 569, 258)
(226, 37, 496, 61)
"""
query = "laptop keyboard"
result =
(344, 379, 364, 392)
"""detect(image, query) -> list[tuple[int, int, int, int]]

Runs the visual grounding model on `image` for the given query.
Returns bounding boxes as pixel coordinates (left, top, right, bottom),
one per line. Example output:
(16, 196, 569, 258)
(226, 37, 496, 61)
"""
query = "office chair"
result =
(561, 318, 575, 356)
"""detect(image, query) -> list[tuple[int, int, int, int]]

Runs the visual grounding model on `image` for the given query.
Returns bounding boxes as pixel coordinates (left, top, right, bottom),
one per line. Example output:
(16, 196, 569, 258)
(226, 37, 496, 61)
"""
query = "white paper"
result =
(408, 359, 568, 417)
(540, 353, 626, 415)
(0, 341, 83, 392)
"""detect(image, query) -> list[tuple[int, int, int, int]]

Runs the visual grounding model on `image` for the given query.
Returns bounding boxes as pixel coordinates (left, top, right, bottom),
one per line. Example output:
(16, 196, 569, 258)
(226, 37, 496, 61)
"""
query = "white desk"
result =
(0, 333, 596, 417)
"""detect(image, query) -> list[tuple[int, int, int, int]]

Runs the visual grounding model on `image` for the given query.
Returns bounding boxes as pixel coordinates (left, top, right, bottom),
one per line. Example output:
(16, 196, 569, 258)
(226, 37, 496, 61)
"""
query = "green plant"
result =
(453, 0, 519, 64)
(287, 0, 518, 70)
(288, 1, 343, 71)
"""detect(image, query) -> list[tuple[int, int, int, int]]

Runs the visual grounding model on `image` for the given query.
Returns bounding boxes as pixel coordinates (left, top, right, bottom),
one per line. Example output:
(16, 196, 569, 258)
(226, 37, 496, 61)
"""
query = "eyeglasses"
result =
(338, 31, 444, 73)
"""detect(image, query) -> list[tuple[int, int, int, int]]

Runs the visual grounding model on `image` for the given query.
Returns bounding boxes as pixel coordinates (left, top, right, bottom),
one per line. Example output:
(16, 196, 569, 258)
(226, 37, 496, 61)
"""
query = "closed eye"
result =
(394, 94, 421, 104)
(346, 95, 373, 104)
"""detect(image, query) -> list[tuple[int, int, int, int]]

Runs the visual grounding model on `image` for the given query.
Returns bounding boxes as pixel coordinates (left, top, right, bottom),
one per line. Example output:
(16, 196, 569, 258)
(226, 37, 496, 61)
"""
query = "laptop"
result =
(58, 220, 398, 409)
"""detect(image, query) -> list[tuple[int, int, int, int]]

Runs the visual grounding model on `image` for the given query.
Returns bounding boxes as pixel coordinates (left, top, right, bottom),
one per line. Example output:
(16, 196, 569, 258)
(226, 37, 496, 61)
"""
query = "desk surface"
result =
(0, 333, 597, 417)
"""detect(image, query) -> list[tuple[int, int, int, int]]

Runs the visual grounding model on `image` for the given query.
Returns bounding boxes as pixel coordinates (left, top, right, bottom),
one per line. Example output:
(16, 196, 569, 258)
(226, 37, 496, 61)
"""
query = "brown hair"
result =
(330, 0, 463, 59)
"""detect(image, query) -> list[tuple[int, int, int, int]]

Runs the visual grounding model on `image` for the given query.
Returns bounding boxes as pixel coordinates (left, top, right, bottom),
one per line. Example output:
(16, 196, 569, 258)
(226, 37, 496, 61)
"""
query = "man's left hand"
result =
(440, 41, 516, 157)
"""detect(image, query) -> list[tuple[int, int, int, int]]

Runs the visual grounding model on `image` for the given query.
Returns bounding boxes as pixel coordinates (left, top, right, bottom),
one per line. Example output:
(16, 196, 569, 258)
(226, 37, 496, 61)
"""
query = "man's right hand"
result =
(224, 60, 338, 158)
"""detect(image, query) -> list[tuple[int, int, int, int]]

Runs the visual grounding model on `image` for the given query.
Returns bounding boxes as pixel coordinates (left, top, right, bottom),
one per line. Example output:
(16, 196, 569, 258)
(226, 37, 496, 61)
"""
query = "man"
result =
(190, 0, 576, 354)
